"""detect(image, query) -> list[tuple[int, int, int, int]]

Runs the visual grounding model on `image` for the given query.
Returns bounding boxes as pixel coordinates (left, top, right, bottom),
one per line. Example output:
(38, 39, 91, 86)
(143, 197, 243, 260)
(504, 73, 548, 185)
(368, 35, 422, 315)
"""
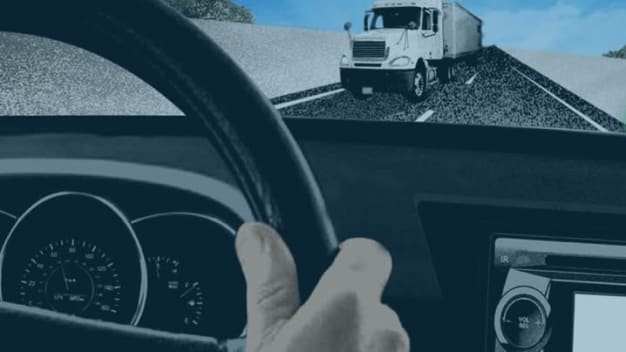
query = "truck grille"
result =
(353, 41, 386, 59)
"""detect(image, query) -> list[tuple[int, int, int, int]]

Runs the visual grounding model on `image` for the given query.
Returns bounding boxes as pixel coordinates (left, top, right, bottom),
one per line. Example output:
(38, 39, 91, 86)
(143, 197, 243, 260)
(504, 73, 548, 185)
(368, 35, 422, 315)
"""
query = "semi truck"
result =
(340, 0, 483, 101)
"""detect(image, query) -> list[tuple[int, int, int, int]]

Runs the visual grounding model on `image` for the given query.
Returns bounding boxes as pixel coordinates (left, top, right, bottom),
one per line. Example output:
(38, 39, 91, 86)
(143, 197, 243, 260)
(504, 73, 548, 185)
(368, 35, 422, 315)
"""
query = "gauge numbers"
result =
(18, 239, 122, 320)
(141, 256, 205, 332)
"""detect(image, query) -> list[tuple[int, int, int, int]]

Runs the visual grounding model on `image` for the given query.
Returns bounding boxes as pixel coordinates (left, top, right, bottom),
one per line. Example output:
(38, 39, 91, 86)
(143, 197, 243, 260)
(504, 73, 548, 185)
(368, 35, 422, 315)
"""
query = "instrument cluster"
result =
(0, 191, 246, 339)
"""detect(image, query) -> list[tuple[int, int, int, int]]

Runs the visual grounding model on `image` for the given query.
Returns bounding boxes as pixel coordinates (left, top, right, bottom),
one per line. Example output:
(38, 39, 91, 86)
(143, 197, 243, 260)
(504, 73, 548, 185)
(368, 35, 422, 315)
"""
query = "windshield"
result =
(1, 0, 626, 134)
(370, 7, 421, 30)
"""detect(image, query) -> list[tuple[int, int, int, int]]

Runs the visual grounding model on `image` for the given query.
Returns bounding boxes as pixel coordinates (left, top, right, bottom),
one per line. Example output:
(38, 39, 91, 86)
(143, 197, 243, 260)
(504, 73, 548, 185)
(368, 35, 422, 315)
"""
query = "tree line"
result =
(604, 45, 626, 59)
(165, 0, 254, 23)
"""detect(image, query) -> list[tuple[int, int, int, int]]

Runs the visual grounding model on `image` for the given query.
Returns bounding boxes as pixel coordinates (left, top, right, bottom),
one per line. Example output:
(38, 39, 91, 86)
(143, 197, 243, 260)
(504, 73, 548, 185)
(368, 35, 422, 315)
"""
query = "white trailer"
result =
(340, 0, 483, 101)
(443, 2, 482, 59)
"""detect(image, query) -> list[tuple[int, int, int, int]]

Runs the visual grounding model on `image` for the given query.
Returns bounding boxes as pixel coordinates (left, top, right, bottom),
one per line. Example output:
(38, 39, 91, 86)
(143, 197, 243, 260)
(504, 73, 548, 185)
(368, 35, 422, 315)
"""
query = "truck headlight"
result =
(390, 56, 411, 67)
(340, 55, 350, 67)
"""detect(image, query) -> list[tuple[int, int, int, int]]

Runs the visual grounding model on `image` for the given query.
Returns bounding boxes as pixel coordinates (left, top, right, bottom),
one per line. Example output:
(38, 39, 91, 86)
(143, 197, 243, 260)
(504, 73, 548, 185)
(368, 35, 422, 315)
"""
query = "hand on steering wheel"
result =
(0, 2, 405, 351)
(236, 223, 410, 352)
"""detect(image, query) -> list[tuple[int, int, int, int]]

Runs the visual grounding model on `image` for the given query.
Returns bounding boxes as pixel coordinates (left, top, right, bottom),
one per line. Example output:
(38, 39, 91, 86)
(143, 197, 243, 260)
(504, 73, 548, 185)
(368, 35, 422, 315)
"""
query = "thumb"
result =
(311, 238, 392, 302)
(235, 223, 300, 348)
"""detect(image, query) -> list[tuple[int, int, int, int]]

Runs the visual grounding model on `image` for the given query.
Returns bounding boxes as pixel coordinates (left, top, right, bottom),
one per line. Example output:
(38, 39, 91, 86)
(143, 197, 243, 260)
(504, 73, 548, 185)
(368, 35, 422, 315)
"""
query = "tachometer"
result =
(19, 238, 122, 319)
(140, 256, 205, 332)
(133, 213, 246, 338)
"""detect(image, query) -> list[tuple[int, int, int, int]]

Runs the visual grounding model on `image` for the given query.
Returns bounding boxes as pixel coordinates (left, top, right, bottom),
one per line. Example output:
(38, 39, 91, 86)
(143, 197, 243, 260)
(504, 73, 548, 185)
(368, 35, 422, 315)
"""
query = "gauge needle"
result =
(179, 282, 199, 299)
(60, 264, 70, 291)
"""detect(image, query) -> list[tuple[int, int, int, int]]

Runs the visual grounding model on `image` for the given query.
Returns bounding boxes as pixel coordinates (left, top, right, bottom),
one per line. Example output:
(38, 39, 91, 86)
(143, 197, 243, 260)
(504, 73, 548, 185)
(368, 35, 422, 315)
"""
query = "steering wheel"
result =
(0, 0, 338, 351)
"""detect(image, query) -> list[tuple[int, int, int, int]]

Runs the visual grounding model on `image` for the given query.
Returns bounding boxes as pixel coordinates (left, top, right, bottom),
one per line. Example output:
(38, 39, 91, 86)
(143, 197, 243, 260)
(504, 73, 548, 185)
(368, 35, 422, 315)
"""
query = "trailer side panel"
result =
(443, 2, 482, 59)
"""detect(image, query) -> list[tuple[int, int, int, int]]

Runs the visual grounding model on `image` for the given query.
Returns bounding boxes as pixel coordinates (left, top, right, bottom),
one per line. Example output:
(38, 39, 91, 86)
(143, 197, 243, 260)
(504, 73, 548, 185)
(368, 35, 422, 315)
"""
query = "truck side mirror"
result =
(408, 21, 417, 30)
(433, 10, 440, 32)
(364, 12, 371, 31)
(344, 21, 352, 32)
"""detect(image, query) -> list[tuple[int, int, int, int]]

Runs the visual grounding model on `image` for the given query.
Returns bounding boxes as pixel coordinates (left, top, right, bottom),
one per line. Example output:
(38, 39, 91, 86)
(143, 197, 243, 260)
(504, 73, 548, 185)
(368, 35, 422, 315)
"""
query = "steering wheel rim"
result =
(0, 0, 338, 350)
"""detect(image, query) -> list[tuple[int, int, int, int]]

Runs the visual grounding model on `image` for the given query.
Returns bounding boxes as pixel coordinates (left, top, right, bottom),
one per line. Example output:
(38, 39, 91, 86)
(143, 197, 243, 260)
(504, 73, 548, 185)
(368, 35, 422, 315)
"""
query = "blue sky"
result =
(236, 0, 626, 56)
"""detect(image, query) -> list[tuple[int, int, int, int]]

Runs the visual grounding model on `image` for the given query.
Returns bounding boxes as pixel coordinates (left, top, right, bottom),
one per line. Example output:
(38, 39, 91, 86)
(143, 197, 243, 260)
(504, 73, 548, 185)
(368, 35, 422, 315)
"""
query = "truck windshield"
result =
(370, 7, 421, 30)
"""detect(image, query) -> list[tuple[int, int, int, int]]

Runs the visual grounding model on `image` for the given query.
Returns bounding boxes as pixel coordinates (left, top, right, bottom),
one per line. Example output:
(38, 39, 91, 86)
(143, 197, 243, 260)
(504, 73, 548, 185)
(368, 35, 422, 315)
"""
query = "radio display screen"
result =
(573, 293, 626, 352)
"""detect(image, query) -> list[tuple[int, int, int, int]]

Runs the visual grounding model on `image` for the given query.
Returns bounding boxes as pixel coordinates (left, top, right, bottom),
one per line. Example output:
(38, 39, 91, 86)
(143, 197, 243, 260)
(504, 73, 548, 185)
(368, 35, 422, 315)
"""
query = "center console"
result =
(417, 201, 626, 352)
(489, 236, 626, 352)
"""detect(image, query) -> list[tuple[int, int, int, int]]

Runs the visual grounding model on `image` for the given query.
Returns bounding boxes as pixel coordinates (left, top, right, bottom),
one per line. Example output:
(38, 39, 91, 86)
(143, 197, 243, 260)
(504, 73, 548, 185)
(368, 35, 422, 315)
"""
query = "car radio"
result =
(489, 235, 626, 352)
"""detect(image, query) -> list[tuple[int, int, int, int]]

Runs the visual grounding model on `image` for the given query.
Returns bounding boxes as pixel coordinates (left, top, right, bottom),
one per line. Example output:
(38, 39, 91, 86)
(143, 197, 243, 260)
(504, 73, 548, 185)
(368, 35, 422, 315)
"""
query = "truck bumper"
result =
(340, 68, 415, 94)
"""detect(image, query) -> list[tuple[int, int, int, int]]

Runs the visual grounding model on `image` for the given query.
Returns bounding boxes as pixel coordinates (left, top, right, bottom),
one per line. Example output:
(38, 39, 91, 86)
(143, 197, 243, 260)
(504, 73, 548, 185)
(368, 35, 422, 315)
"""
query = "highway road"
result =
(275, 47, 625, 133)
(0, 27, 623, 133)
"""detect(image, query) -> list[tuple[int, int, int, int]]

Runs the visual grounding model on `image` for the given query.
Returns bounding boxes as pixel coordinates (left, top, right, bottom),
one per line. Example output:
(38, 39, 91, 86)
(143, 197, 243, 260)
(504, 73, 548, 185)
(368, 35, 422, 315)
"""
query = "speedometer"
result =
(0, 192, 147, 325)
(19, 239, 122, 319)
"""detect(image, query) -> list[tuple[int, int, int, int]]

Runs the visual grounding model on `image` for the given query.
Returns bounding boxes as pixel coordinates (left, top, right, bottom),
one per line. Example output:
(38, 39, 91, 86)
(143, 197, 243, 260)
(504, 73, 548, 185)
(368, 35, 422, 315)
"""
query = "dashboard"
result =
(0, 159, 251, 339)
(5, 116, 626, 351)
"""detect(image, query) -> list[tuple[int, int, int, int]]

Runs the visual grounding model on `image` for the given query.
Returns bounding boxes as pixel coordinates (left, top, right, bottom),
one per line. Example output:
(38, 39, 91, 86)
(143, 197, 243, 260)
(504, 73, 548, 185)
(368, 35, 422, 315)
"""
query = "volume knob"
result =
(495, 287, 550, 350)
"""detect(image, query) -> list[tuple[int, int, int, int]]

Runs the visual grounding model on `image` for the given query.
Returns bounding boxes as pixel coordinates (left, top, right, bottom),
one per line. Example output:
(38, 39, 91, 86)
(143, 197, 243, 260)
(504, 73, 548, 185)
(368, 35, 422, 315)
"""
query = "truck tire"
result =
(438, 63, 455, 83)
(348, 88, 370, 100)
(467, 52, 480, 66)
(408, 68, 427, 102)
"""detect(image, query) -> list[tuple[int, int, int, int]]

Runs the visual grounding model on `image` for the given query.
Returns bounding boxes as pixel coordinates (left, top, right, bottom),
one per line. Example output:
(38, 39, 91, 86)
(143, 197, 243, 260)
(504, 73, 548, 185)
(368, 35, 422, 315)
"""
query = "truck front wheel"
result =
(408, 69, 427, 102)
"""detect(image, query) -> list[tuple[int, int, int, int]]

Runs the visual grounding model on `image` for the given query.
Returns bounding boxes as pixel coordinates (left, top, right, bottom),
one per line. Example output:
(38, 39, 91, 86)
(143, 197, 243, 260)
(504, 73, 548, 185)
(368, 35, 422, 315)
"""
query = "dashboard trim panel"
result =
(131, 212, 237, 236)
(0, 158, 253, 221)
(0, 210, 17, 220)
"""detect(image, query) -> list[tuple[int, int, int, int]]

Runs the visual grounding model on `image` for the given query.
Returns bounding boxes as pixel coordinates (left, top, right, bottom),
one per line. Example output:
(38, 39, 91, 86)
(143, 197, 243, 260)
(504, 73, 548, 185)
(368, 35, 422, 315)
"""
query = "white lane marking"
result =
(415, 109, 435, 122)
(466, 72, 479, 85)
(275, 88, 345, 110)
(511, 67, 608, 132)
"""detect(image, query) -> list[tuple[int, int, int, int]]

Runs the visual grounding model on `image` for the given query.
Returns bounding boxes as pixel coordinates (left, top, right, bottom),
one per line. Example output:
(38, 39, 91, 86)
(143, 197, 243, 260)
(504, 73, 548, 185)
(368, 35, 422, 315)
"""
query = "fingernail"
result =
(339, 241, 370, 272)
(338, 239, 390, 273)
(237, 224, 266, 266)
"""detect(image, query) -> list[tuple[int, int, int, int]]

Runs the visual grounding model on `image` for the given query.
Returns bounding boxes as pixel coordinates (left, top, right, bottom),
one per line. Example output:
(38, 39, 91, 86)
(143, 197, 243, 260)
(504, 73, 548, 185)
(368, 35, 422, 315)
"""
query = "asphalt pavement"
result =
(277, 47, 625, 133)
(1, 27, 623, 134)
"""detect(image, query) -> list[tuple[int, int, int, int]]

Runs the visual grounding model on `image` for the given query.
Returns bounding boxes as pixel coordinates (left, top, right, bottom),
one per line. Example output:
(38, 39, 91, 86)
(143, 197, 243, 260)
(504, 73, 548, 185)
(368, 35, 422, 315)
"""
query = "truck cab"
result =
(340, 0, 482, 101)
